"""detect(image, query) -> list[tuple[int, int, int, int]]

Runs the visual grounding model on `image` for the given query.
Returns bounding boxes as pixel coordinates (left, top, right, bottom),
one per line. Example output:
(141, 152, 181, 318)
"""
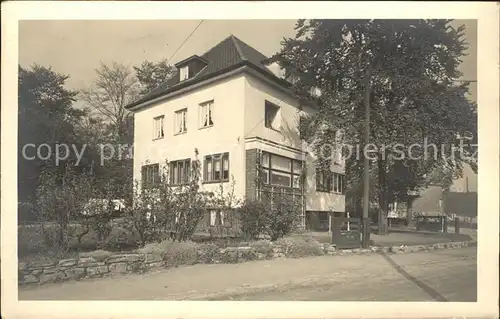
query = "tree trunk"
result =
(377, 153, 388, 235)
(406, 197, 414, 226)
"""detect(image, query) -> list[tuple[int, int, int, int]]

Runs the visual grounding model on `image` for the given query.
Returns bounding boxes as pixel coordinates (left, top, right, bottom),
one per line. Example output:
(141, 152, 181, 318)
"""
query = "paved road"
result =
(19, 247, 476, 301)
(222, 247, 477, 301)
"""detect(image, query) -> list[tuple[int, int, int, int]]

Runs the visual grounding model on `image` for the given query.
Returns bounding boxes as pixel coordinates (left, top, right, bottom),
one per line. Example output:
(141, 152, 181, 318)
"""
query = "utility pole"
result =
(362, 67, 372, 248)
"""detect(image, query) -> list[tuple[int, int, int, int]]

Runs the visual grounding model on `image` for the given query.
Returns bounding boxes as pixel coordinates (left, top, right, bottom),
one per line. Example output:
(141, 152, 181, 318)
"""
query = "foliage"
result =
(239, 193, 301, 241)
(123, 150, 211, 245)
(34, 166, 116, 255)
(274, 19, 477, 225)
(18, 64, 85, 203)
(122, 181, 165, 246)
(238, 200, 269, 240)
(276, 235, 324, 258)
(267, 193, 302, 241)
(208, 177, 242, 240)
(134, 59, 175, 95)
(18, 202, 37, 224)
(139, 240, 199, 267)
(248, 240, 274, 256)
(196, 243, 221, 263)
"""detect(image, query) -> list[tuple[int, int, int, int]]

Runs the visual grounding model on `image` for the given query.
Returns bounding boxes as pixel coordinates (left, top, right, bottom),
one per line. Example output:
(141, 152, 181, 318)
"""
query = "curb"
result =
(325, 239, 476, 256)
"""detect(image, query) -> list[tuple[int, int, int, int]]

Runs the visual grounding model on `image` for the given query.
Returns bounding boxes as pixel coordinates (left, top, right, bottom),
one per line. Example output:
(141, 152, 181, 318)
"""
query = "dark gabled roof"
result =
(126, 34, 281, 110)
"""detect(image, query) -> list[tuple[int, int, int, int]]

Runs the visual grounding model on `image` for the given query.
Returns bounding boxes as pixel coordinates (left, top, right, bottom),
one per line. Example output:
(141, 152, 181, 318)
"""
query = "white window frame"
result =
(179, 66, 189, 81)
(199, 100, 214, 128)
(153, 116, 164, 140)
(174, 108, 188, 135)
(333, 173, 344, 194)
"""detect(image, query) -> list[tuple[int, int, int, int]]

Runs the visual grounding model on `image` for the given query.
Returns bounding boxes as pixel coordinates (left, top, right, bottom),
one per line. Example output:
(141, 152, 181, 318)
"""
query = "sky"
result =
(19, 19, 477, 104)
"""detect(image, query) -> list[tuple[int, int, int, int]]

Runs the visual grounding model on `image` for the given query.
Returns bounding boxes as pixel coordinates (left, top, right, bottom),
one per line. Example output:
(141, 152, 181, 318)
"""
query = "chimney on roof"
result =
(174, 55, 208, 82)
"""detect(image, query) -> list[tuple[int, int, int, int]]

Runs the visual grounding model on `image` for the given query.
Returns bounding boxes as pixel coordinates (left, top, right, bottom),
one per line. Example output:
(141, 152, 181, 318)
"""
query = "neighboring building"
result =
(411, 163, 477, 220)
(125, 35, 346, 230)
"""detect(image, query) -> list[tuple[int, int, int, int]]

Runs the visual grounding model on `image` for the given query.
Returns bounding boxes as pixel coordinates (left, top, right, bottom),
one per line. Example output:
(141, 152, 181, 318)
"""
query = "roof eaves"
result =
(126, 61, 249, 110)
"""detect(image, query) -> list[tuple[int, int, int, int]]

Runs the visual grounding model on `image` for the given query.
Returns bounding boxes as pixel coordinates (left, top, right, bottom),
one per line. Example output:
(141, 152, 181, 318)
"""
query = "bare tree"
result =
(81, 62, 140, 141)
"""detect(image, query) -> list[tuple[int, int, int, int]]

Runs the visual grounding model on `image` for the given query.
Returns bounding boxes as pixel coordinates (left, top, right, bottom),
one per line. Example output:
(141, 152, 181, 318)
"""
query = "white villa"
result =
(125, 35, 345, 231)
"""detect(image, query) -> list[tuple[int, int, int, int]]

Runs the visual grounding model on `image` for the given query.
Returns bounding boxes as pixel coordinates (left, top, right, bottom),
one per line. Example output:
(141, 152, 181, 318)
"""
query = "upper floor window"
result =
(265, 100, 281, 130)
(316, 166, 344, 194)
(153, 116, 164, 140)
(142, 163, 160, 189)
(179, 66, 189, 81)
(260, 152, 302, 189)
(333, 173, 344, 193)
(169, 159, 191, 185)
(200, 100, 214, 128)
(174, 108, 187, 134)
(316, 167, 331, 193)
(204, 152, 229, 183)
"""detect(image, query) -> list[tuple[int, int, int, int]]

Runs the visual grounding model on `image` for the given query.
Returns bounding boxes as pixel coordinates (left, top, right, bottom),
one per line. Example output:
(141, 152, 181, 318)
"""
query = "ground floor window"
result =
(204, 152, 229, 183)
(169, 159, 191, 185)
(260, 151, 302, 189)
(141, 163, 160, 189)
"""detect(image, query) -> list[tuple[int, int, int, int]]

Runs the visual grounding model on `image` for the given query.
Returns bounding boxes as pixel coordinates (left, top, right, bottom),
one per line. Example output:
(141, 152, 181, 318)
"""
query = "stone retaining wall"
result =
(19, 240, 475, 286)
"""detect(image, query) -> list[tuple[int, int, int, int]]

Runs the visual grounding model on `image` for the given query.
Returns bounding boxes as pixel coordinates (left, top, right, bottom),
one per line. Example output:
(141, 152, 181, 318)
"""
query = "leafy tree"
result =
(134, 59, 175, 95)
(275, 19, 477, 233)
(18, 64, 85, 205)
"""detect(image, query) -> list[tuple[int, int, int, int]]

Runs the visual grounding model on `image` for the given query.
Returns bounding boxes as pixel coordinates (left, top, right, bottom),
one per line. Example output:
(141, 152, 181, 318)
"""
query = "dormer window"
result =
(175, 55, 208, 83)
(179, 66, 189, 81)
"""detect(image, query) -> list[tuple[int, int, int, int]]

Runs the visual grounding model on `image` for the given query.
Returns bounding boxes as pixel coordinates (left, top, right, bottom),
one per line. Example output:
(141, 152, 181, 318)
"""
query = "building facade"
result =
(126, 35, 345, 230)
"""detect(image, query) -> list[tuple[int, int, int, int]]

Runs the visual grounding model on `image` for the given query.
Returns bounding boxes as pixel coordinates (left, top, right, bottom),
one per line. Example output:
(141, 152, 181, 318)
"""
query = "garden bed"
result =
(18, 234, 475, 286)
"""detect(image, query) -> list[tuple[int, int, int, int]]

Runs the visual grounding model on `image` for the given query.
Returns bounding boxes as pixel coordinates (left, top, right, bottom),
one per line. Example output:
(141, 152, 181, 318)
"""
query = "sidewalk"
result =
(19, 246, 476, 301)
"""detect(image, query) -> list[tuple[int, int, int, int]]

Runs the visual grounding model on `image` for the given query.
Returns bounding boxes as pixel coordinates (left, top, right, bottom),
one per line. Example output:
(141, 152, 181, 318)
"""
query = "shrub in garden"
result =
(18, 224, 49, 256)
(207, 179, 243, 240)
(239, 192, 301, 241)
(276, 236, 324, 258)
(163, 241, 199, 266)
(35, 167, 116, 256)
(196, 243, 221, 263)
(249, 240, 274, 256)
(266, 194, 301, 241)
(238, 200, 269, 240)
(138, 239, 200, 267)
(124, 152, 210, 246)
(103, 226, 141, 251)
